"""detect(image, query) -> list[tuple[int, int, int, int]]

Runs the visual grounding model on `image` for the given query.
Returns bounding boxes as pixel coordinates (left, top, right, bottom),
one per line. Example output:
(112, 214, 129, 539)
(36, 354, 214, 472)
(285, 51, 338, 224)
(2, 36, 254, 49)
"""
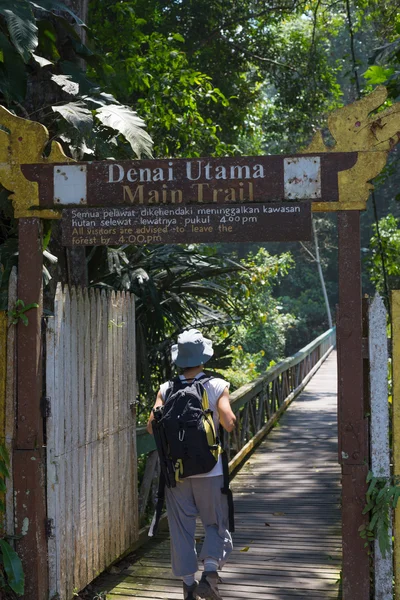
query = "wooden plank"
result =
(53, 285, 65, 599)
(369, 294, 392, 599)
(90, 288, 99, 578)
(93, 353, 341, 600)
(337, 211, 369, 600)
(45, 296, 58, 599)
(393, 290, 400, 599)
(110, 291, 120, 560)
(5, 268, 17, 538)
(97, 290, 105, 575)
(63, 287, 74, 600)
(118, 293, 127, 556)
(77, 444, 87, 591)
(76, 287, 87, 589)
(85, 441, 94, 582)
(101, 290, 111, 568)
(83, 287, 93, 582)
(106, 290, 115, 562)
(128, 293, 139, 546)
(70, 288, 82, 593)
(0, 311, 6, 505)
(124, 293, 132, 547)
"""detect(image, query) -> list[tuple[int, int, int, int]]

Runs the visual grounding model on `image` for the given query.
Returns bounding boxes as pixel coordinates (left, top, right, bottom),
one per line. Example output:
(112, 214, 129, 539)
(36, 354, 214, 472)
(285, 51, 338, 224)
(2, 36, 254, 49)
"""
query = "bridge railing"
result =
(136, 328, 336, 531)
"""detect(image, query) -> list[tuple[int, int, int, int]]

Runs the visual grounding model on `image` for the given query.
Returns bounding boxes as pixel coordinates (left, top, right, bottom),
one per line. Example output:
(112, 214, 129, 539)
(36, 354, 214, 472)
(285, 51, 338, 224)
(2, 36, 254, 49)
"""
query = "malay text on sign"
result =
(61, 202, 312, 246)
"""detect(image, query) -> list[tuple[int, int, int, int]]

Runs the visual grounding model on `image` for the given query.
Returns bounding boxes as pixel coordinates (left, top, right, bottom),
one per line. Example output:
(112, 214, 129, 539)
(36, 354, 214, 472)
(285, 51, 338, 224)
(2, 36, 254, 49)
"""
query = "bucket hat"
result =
(171, 329, 214, 368)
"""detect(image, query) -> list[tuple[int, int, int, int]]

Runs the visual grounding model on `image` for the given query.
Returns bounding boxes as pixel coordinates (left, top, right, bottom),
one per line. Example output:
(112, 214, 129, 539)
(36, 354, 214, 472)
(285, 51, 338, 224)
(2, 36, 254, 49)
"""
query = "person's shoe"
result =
(196, 571, 223, 600)
(183, 579, 199, 599)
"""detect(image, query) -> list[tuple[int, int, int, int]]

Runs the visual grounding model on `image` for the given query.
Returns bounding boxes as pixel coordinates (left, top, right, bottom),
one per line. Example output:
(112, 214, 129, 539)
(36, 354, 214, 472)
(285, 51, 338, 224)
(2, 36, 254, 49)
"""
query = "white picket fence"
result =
(46, 286, 138, 600)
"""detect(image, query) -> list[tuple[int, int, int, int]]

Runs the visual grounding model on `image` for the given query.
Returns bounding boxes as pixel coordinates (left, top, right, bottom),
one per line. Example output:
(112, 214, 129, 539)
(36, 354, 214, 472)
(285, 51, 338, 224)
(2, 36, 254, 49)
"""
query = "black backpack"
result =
(150, 374, 235, 537)
(152, 375, 220, 486)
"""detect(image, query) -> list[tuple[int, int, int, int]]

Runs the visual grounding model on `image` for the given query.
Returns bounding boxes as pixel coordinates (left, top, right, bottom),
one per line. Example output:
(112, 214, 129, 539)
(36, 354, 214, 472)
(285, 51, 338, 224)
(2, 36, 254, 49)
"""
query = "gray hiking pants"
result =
(165, 474, 233, 577)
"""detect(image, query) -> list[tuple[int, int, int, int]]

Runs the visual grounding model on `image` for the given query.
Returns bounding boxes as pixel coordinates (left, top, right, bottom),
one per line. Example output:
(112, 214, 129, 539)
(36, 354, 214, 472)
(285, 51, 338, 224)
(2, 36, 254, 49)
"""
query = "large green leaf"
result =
(29, 0, 84, 25)
(52, 102, 93, 131)
(95, 105, 153, 158)
(0, 0, 38, 62)
(0, 539, 25, 595)
(51, 74, 79, 95)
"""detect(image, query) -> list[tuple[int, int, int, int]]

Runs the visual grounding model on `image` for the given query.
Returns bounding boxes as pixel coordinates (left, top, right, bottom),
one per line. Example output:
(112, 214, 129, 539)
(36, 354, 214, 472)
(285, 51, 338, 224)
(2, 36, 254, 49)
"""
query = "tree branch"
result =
(195, 2, 304, 51)
(221, 36, 298, 71)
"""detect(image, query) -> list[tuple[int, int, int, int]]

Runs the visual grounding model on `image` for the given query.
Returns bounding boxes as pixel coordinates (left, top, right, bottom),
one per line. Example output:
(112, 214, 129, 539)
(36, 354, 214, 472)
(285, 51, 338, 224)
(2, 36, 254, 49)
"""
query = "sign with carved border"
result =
(0, 86, 399, 218)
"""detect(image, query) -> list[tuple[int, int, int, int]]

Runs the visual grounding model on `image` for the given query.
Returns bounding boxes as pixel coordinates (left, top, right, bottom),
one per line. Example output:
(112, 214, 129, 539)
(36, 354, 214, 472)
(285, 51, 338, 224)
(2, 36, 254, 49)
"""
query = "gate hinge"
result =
(41, 396, 51, 418)
(45, 518, 55, 539)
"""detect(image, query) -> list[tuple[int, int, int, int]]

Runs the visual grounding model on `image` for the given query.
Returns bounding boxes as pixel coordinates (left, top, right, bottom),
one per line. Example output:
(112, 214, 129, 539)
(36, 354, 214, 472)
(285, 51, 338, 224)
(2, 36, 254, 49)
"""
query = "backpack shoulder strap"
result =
(196, 374, 213, 385)
(164, 377, 182, 401)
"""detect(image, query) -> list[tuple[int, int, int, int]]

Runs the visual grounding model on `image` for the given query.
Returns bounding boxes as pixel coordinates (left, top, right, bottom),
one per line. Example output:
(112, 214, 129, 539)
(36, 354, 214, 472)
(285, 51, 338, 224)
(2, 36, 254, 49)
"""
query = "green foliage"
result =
(89, 2, 237, 158)
(359, 471, 400, 557)
(215, 343, 266, 391)
(367, 214, 400, 293)
(0, 539, 25, 596)
(8, 299, 39, 326)
(0, 0, 153, 159)
(89, 244, 243, 406)
(215, 248, 296, 385)
(361, 0, 400, 100)
(0, 443, 25, 596)
(89, 0, 346, 157)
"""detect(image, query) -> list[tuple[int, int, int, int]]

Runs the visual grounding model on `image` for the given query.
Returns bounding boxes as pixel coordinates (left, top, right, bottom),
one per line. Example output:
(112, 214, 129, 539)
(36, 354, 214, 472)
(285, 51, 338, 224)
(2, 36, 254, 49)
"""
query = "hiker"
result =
(147, 329, 236, 600)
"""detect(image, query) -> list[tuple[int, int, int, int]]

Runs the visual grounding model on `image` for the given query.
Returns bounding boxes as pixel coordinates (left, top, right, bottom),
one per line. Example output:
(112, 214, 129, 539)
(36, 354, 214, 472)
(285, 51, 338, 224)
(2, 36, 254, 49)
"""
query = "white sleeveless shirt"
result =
(159, 372, 229, 478)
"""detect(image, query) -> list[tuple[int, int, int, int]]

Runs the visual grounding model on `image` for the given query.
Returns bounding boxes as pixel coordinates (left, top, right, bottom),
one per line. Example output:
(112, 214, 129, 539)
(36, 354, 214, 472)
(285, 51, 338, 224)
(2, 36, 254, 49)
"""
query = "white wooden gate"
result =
(46, 286, 138, 600)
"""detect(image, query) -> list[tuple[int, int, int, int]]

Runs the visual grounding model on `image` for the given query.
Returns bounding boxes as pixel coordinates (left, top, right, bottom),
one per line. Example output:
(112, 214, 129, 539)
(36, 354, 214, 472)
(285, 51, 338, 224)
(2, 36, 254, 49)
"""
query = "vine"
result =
(8, 300, 39, 326)
(359, 470, 400, 556)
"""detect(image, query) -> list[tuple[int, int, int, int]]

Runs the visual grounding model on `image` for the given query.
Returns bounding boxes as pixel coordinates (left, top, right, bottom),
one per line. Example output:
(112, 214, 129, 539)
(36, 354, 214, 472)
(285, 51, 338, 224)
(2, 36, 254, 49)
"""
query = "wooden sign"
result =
(22, 153, 357, 209)
(61, 202, 312, 246)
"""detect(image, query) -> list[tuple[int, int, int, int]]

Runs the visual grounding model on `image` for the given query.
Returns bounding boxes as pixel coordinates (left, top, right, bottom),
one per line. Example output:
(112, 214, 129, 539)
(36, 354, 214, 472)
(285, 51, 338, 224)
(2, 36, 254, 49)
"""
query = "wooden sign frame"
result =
(1, 85, 400, 600)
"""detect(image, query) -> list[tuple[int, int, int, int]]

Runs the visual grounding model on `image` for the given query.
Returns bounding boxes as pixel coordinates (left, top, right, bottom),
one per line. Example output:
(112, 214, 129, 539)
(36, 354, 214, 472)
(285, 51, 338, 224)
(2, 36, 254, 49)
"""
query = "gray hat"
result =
(171, 329, 214, 368)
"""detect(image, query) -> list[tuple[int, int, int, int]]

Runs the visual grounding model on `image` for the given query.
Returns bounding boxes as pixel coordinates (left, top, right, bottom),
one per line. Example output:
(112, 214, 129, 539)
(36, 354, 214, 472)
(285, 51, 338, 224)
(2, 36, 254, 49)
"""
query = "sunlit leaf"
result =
(52, 102, 93, 131)
(32, 53, 52, 66)
(95, 104, 153, 158)
(51, 74, 79, 95)
(363, 65, 395, 85)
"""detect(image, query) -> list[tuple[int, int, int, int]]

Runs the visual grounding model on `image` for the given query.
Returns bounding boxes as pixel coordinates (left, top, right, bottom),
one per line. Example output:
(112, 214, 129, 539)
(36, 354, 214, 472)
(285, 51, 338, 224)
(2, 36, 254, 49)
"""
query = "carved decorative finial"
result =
(305, 86, 400, 211)
(0, 107, 72, 219)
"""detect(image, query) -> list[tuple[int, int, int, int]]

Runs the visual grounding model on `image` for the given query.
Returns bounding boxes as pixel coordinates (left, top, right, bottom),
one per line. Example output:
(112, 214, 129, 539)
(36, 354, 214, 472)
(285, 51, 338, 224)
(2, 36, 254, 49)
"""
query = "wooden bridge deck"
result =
(94, 351, 341, 600)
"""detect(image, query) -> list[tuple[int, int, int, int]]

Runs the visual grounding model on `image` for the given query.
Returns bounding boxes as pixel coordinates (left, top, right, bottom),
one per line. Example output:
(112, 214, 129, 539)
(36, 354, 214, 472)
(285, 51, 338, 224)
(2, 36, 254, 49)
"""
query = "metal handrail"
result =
(135, 327, 336, 535)
(136, 327, 336, 456)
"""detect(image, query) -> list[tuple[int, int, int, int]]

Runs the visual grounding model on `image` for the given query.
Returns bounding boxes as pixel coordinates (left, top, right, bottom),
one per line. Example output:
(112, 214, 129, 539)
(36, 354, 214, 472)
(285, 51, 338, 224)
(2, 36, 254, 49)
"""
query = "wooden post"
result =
(369, 294, 392, 599)
(14, 218, 48, 600)
(337, 211, 370, 599)
(393, 290, 400, 598)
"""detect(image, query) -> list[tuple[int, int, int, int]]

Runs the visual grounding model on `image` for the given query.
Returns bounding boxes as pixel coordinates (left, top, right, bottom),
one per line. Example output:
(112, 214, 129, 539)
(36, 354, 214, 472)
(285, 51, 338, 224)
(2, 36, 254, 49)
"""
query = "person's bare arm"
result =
(217, 386, 236, 432)
(146, 390, 163, 435)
